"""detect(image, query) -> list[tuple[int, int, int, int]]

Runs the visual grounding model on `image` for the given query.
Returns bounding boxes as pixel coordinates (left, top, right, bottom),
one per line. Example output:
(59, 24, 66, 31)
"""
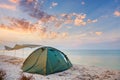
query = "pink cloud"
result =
(95, 32, 102, 36)
(0, 4, 16, 10)
(114, 11, 120, 17)
(27, 0, 34, 3)
(9, 0, 19, 3)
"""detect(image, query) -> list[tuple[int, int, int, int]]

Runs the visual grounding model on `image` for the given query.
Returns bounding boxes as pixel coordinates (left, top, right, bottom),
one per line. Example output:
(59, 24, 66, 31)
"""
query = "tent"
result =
(22, 46, 72, 75)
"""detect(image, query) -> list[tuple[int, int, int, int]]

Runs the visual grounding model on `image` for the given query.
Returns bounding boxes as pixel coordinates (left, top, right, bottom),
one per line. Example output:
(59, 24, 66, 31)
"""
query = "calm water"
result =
(63, 50, 120, 70)
(0, 49, 120, 70)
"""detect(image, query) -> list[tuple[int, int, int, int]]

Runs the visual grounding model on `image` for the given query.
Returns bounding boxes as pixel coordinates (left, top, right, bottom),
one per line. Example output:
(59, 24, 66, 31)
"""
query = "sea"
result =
(63, 50, 120, 70)
(0, 49, 120, 70)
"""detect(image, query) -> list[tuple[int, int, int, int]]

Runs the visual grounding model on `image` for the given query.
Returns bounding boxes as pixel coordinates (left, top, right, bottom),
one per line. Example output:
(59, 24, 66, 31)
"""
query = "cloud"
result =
(19, 0, 51, 20)
(0, 26, 69, 44)
(18, 0, 97, 28)
(1, 17, 118, 49)
(64, 19, 73, 24)
(4, 17, 47, 35)
(81, 1, 85, 5)
(0, 27, 41, 43)
(27, 0, 34, 3)
(66, 26, 72, 29)
(60, 32, 68, 38)
(95, 32, 102, 36)
(38, 12, 96, 28)
(87, 19, 98, 23)
(52, 2, 58, 7)
(114, 0, 119, 3)
(6, 17, 31, 31)
(49, 32, 58, 39)
(55, 22, 63, 28)
(74, 18, 86, 26)
(60, 13, 73, 24)
(50, 2, 58, 9)
(0, 4, 16, 10)
(61, 13, 88, 26)
(74, 14, 86, 26)
(57, 13, 98, 27)
(114, 11, 120, 17)
(40, 16, 57, 23)
(61, 13, 72, 19)
(0, 17, 69, 42)
(9, 0, 19, 3)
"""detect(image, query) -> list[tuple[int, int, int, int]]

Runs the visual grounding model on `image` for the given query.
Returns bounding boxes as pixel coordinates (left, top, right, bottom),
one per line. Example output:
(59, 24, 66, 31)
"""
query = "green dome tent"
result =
(22, 46, 72, 75)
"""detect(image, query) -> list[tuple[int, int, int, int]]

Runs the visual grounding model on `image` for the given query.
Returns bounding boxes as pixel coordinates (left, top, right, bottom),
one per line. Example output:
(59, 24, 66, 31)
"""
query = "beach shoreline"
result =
(0, 55, 120, 80)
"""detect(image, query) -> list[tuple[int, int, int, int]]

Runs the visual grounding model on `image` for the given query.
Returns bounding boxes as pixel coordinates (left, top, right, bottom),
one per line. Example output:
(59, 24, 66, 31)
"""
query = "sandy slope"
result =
(0, 55, 120, 80)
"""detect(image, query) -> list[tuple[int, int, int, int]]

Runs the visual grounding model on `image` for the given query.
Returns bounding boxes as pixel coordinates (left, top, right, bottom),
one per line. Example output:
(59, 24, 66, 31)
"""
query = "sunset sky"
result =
(0, 0, 120, 49)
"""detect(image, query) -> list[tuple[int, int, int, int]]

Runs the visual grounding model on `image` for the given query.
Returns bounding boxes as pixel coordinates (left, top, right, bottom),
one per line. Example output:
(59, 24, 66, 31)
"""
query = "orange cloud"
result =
(60, 32, 68, 38)
(48, 32, 58, 39)
(61, 13, 98, 27)
(60, 13, 73, 24)
(95, 32, 102, 36)
(0, 20, 69, 43)
(114, 11, 120, 17)
(74, 14, 86, 26)
(74, 18, 86, 26)
(64, 19, 73, 24)
(26, 0, 35, 4)
(0, 27, 42, 43)
(0, 4, 16, 10)
(9, 0, 19, 3)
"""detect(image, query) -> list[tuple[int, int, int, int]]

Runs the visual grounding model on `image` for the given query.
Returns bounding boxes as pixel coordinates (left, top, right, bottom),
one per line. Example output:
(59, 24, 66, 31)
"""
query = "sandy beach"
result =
(0, 55, 120, 80)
